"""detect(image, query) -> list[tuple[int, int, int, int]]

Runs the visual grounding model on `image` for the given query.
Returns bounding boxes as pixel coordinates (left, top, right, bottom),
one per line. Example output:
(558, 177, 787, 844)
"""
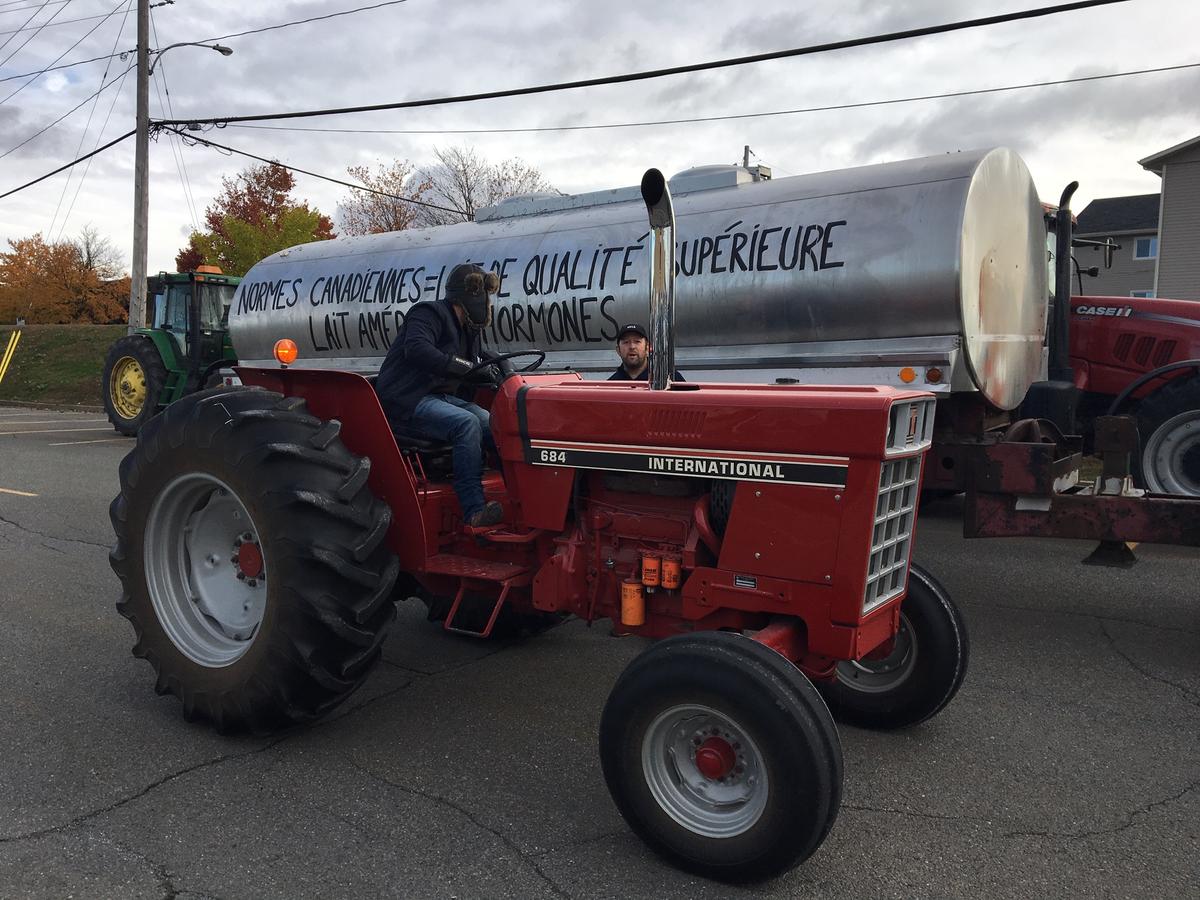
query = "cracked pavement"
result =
(1, 409, 1197, 898)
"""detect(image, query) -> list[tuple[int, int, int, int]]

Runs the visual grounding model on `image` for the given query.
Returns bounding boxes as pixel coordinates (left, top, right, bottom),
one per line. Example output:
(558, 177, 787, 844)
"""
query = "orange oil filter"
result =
(641, 554, 661, 588)
(661, 555, 682, 590)
(621, 579, 645, 626)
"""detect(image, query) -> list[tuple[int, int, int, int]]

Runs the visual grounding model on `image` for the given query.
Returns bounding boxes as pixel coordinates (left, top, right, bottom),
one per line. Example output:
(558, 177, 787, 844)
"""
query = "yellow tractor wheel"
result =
(102, 336, 168, 435)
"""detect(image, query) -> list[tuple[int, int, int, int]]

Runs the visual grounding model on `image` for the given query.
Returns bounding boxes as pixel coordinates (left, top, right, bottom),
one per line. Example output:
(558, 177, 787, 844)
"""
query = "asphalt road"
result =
(0, 406, 1196, 899)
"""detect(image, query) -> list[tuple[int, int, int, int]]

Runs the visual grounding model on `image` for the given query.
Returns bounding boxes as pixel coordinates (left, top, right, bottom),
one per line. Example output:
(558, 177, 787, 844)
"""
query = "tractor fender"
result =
(1104, 358, 1200, 417)
(236, 366, 429, 569)
(139, 329, 184, 403)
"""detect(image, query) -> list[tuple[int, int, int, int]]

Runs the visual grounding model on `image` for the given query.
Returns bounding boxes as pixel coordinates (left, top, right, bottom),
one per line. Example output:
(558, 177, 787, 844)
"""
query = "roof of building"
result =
(1075, 194, 1160, 235)
(1139, 134, 1200, 173)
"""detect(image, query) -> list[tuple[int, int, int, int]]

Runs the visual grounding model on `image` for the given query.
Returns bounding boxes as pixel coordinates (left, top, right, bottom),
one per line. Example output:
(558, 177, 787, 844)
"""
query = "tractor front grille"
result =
(863, 455, 921, 614)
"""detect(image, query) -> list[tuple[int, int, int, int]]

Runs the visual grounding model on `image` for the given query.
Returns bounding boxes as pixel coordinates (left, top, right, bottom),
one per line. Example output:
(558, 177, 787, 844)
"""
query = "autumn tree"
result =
(411, 145, 557, 227)
(176, 163, 334, 275)
(77, 224, 124, 280)
(336, 159, 434, 236)
(0, 230, 129, 325)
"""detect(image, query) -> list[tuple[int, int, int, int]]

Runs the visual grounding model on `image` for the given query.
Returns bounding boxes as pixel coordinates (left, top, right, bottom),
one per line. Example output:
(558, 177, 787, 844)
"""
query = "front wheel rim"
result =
(144, 473, 268, 667)
(1143, 410, 1200, 496)
(641, 703, 769, 838)
(835, 612, 918, 693)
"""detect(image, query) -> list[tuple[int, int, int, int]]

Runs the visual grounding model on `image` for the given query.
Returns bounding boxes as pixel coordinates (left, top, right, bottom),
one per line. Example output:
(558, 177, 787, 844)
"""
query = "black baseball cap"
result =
(617, 323, 647, 340)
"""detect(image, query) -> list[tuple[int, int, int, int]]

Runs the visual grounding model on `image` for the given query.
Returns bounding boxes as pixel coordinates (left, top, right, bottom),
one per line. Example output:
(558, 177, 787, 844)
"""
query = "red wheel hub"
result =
(694, 736, 737, 780)
(237, 542, 264, 579)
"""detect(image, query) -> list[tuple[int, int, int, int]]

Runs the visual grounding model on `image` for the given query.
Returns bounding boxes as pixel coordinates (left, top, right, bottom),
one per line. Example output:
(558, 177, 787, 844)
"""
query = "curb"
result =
(0, 399, 106, 414)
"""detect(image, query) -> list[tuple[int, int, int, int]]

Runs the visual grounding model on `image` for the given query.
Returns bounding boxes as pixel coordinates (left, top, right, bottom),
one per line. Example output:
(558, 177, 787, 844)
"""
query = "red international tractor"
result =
(111, 171, 967, 881)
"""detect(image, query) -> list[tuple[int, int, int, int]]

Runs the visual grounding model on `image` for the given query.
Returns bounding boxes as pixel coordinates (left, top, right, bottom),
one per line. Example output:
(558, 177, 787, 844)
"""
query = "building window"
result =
(1134, 236, 1158, 259)
(1130, 290, 1155, 298)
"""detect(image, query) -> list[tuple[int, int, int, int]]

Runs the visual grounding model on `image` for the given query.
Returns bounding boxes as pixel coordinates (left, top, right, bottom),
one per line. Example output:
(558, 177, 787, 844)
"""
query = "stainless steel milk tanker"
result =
(229, 146, 1047, 410)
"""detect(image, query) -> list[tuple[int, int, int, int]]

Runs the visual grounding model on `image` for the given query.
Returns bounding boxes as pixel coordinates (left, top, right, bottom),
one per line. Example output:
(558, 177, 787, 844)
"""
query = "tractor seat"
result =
(365, 375, 453, 455)
(389, 424, 453, 455)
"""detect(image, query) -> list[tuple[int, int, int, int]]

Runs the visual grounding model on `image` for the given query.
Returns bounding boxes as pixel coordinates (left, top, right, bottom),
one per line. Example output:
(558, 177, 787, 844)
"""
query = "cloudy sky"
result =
(1, 0, 1197, 273)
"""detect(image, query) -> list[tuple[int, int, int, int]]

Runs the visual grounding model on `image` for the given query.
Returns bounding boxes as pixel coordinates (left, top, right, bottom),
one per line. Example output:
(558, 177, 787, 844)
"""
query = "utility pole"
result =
(128, 0, 149, 334)
(743, 145, 751, 169)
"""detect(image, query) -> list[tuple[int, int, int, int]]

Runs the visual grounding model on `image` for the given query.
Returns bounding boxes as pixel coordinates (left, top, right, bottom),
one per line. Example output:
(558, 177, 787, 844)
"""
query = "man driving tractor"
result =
(376, 263, 504, 527)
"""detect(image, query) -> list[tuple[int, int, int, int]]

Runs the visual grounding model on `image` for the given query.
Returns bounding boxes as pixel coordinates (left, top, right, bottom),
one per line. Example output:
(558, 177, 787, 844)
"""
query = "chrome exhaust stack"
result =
(640, 168, 676, 391)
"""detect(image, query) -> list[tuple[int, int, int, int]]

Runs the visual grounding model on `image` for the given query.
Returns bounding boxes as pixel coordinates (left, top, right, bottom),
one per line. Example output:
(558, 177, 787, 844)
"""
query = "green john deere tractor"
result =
(102, 267, 242, 435)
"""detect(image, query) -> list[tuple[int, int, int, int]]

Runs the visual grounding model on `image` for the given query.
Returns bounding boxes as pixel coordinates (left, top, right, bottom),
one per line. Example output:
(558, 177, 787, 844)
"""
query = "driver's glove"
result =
(445, 356, 474, 376)
(466, 363, 502, 385)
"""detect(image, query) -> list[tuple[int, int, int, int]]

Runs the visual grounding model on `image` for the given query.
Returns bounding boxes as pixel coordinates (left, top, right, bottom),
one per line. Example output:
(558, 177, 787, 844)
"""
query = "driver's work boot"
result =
(468, 501, 504, 528)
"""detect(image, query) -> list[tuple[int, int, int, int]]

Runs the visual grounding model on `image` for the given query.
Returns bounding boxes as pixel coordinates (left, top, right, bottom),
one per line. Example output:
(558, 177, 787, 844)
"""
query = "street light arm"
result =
(148, 41, 233, 74)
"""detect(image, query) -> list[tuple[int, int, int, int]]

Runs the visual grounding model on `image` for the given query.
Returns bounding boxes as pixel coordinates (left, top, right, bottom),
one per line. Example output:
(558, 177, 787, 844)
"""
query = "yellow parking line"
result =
(0, 486, 38, 497)
(47, 437, 129, 446)
(0, 427, 113, 436)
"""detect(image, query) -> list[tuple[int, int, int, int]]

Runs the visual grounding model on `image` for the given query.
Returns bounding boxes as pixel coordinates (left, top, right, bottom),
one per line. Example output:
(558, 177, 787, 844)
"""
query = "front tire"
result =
(110, 387, 400, 733)
(1135, 374, 1200, 496)
(103, 335, 168, 435)
(818, 564, 968, 730)
(600, 632, 842, 882)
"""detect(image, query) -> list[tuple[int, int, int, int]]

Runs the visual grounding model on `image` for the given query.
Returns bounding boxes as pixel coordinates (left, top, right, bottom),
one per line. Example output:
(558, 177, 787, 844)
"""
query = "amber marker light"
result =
(926, 366, 945, 384)
(273, 339, 299, 366)
(898, 366, 917, 384)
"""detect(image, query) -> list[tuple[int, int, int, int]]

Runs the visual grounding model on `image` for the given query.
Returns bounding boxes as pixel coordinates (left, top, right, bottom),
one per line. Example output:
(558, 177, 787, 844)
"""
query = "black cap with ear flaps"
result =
(445, 263, 498, 328)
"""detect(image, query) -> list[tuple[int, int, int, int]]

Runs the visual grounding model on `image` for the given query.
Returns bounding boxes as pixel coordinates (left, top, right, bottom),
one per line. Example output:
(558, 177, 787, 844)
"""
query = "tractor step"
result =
(424, 554, 528, 581)
(424, 554, 530, 638)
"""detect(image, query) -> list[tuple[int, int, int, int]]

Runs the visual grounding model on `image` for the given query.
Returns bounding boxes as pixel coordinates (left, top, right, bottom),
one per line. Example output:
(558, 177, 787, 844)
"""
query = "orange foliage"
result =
(0, 234, 130, 325)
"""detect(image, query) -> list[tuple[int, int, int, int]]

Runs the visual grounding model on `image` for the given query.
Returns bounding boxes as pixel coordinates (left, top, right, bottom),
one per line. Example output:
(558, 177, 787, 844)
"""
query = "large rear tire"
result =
(1135, 374, 1200, 496)
(110, 387, 400, 733)
(817, 564, 968, 730)
(600, 631, 842, 882)
(103, 335, 168, 435)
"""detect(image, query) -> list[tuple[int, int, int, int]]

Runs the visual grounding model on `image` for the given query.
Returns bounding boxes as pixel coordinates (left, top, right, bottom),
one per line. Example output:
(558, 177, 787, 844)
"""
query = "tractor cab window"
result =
(197, 283, 232, 332)
(164, 287, 190, 333)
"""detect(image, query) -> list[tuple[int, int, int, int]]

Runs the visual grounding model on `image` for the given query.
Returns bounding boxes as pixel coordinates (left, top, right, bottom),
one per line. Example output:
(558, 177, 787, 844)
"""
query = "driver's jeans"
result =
(409, 394, 496, 519)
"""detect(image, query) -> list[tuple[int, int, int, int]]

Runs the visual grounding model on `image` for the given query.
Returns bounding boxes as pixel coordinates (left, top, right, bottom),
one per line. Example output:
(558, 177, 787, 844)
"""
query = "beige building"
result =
(1074, 194, 1159, 298)
(1140, 135, 1200, 300)
(1074, 134, 1200, 301)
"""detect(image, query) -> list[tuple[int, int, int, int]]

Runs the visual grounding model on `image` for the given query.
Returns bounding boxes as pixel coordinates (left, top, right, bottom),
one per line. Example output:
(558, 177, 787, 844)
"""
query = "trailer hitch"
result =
(964, 415, 1200, 563)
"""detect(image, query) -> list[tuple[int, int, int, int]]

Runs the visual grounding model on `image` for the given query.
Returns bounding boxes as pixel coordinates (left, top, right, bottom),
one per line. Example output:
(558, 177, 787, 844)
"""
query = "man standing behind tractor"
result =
(608, 322, 684, 381)
(376, 263, 505, 527)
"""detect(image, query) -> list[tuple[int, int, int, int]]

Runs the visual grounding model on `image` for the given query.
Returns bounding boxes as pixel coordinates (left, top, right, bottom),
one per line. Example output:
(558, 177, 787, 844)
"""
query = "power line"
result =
(0, 49, 126, 84)
(166, 126, 467, 217)
(50, 0, 134, 239)
(1, 0, 125, 106)
(0, 0, 69, 12)
(0, 3, 118, 40)
(53, 61, 132, 237)
(0, 0, 48, 53)
(150, 5, 198, 230)
(0, 60, 133, 160)
(0, 127, 133, 201)
(0, 0, 72, 67)
(0, 0, 411, 84)
(156, 0, 1131, 128)
(222, 60, 1200, 137)
(198, 0, 407, 43)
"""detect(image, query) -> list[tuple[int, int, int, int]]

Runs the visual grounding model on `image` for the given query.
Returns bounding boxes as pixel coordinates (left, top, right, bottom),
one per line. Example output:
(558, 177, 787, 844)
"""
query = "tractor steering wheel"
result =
(466, 350, 546, 382)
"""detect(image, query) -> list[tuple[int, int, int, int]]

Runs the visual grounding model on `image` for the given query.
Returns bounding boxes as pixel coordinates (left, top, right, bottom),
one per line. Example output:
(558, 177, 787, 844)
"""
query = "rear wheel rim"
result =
(110, 356, 147, 420)
(144, 473, 267, 667)
(1143, 410, 1200, 495)
(641, 703, 768, 838)
(835, 612, 918, 693)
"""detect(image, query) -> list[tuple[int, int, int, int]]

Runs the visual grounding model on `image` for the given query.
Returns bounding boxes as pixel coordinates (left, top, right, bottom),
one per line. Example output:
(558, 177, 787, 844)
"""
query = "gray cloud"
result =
(1, 0, 1195, 271)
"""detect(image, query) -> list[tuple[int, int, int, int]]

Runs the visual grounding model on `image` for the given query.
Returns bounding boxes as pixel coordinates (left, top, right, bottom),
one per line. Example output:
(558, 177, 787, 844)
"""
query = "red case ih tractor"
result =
(111, 170, 967, 881)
